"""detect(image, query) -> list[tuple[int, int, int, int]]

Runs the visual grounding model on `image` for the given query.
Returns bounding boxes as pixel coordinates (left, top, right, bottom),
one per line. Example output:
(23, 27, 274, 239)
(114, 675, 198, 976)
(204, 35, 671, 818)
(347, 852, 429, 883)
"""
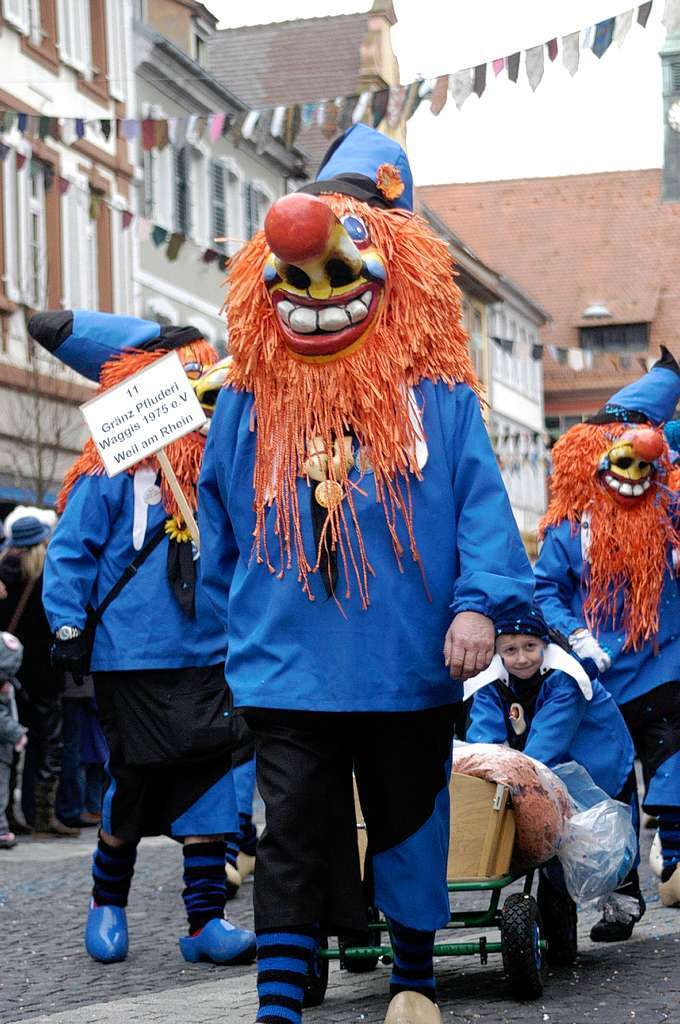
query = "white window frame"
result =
(1, 142, 47, 308)
(110, 198, 133, 315)
(190, 142, 210, 247)
(18, 158, 48, 308)
(61, 178, 98, 309)
(2, 147, 22, 303)
(56, 0, 92, 76)
(142, 148, 157, 220)
(106, 0, 127, 101)
(224, 159, 243, 255)
(244, 178, 274, 238)
(2, 0, 29, 35)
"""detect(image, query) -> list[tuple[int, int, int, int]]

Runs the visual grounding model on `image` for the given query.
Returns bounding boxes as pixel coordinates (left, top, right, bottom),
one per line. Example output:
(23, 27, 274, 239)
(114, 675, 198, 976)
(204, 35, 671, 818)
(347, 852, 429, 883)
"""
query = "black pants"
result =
(620, 681, 680, 813)
(245, 705, 456, 934)
(17, 684, 63, 825)
(94, 666, 237, 843)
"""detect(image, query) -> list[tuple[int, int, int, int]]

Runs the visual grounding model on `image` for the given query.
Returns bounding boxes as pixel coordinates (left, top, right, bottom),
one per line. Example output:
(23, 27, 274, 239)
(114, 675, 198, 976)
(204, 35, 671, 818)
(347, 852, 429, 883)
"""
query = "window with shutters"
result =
(56, 0, 92, 74)
(244, 182, 272, 239)
(211, 161, 227, 253)
(174, 146, 191, 236)
(672, 60, 680, 92)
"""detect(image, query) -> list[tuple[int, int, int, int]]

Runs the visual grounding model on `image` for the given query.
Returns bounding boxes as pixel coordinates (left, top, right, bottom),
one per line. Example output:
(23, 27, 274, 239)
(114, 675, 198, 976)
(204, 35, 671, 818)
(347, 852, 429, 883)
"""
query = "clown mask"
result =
(597, 427, 665, 506)
(261, 193, 386, 363)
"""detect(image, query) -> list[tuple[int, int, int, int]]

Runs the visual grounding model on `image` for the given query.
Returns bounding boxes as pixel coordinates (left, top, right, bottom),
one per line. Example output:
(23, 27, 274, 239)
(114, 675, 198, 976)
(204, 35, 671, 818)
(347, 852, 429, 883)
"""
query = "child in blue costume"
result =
(199, 124, 534, 1024)
(535, 353, 680, 909)
(466, 609, 643, 942)
(31, 310, 255, 967)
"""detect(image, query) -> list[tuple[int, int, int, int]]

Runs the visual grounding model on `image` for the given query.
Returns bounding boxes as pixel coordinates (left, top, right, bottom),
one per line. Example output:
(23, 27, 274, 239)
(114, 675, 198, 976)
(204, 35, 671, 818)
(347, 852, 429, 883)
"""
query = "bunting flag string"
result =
(493, 336, 654, 374)
(0, 2, 661, 152)
(0, 136, 229, 271)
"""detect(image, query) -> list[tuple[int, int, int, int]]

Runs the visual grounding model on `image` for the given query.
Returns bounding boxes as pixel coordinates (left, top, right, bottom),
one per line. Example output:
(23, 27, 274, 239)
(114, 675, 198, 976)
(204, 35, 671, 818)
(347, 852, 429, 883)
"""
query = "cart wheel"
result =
(537, 873, 578, 967)
(501, 893, 544, 1000)
(303, 935, 329, 1008)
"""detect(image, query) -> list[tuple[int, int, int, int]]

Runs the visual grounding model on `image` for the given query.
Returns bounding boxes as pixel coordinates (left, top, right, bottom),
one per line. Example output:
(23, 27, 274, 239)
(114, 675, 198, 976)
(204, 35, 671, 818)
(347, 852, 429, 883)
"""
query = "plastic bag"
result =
(551, 761, 609, 812)
(550, 761, 638, 902)
(452, 743, 572, 869)
(555, 797, 637, 902)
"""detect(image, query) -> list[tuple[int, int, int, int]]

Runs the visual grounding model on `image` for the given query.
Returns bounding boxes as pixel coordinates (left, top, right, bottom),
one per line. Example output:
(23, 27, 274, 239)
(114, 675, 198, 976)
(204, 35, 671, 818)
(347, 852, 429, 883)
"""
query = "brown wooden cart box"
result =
(354, 771, 515, 882)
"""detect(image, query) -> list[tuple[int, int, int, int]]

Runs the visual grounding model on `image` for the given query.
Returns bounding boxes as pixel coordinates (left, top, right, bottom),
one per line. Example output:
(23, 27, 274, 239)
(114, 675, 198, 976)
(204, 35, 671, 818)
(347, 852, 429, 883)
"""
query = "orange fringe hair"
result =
(58, 341, 217, 523)
(226, 195, 481, 606)
(540, 421, 680, 650)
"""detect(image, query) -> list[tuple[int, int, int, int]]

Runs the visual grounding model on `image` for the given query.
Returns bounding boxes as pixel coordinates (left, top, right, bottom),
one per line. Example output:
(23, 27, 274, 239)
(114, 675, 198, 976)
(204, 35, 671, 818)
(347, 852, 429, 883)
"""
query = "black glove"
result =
(51, 634, 89, 675)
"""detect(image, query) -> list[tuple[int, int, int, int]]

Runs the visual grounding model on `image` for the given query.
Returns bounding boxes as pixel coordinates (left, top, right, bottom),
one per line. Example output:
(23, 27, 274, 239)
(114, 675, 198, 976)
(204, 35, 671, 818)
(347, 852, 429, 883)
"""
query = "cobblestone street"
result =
(2, 828, 679, 1024)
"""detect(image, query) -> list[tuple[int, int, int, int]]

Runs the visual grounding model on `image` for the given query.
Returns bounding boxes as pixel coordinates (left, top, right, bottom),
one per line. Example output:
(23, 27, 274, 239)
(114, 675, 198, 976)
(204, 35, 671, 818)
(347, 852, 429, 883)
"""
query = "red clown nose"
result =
(630, 428, 664, 462)
(264, 193, 337, 265)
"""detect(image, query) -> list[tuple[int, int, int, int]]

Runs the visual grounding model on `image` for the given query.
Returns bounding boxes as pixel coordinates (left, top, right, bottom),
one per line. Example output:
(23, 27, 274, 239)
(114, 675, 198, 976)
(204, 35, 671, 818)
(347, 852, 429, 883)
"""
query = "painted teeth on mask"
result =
(606, 474, 621, 491)
(346, 299, 369, 324)
(318, 306, 351, 331)
(288, 307, 317, 333)
(619, 483, 634, 496)
(277, 300, 295, 326)
(277, 292, 373, 334)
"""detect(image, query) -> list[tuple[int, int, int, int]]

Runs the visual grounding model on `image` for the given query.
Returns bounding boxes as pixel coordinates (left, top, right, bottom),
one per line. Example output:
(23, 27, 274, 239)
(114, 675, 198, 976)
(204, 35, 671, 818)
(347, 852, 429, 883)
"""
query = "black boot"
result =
(590, 882, 645, 943)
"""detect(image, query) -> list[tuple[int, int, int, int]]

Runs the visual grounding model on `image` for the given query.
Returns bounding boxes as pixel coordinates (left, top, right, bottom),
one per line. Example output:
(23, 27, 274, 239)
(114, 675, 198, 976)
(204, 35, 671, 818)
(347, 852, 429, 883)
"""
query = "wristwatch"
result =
(55, 625, 82, 641)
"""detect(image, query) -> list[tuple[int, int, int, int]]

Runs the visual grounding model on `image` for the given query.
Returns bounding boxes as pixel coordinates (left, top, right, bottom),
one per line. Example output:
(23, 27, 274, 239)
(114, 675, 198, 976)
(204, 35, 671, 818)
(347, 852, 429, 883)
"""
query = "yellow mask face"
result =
(261, 194, 386, 364)
(192, 357, 232, 429)
(598, 427, 663, 505)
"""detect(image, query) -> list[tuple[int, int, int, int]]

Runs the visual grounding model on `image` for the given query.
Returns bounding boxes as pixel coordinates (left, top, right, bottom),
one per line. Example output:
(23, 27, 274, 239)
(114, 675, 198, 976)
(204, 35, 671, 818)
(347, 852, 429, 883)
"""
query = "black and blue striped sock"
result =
(387, 918, 436, 1003)
(255, 927, 316, 1024)
(91, 836, 136, 908)
(659, 813, 680, 880)
(225, 835, 240, 870)
(182, 840, 227, 935)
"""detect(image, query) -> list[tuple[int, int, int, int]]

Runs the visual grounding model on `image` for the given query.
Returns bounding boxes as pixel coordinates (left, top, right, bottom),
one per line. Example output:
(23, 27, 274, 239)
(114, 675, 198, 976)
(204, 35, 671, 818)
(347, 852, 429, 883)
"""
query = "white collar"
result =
(463, 644, 593, 701)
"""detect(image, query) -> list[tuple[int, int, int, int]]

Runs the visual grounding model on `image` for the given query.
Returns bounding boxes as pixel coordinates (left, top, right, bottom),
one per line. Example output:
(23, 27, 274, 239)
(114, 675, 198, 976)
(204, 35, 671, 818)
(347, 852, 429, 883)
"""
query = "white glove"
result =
(569, 629, 611, 673)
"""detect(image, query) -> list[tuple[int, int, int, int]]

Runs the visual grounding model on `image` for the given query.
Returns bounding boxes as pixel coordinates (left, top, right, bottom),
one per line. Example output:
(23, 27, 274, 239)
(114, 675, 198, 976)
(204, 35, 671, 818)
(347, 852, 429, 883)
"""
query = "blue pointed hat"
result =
(298, 123, 413, 212)
(664, 418, 680, 462)
(586, 347, 680, 426)
(28, 310, 204, 383)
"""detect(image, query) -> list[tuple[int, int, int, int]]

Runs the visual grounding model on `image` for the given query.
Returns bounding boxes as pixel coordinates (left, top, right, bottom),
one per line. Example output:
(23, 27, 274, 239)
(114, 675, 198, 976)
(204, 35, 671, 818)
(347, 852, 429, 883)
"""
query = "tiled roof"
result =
(207, 13, 371, 171)
(417, 170, 680, 408)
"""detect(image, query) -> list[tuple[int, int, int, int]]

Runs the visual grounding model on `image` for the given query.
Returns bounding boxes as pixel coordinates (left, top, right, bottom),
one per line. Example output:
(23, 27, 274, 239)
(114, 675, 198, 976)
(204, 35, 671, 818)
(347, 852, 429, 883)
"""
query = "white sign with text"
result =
(80, 351, 207, 477)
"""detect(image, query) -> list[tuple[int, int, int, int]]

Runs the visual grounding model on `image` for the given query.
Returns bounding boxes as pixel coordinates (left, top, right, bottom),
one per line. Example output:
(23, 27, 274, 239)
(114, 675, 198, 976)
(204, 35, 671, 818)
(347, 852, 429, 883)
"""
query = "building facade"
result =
(0, 0, 305, 510)
(0, 0, 136, 509)
(133, 0, 304, 348)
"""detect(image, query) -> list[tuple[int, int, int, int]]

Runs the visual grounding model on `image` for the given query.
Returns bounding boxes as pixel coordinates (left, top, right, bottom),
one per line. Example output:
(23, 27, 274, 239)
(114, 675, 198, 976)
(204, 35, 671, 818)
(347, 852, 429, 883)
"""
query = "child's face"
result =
(496, 634, 546, 680)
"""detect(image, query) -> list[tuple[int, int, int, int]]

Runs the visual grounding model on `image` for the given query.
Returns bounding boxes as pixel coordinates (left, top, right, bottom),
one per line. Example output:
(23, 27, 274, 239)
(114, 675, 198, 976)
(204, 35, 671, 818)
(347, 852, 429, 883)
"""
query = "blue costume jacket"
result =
(467, 668, 635, 798)
(535, 520, 680, 705)
(43, 471, 227, 671)
(198, 380, 534, 713)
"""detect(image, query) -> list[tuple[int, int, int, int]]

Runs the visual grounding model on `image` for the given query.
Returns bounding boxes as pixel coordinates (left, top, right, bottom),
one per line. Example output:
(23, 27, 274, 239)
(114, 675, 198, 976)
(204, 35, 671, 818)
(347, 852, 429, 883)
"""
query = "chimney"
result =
(661, 21, 680, 201)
